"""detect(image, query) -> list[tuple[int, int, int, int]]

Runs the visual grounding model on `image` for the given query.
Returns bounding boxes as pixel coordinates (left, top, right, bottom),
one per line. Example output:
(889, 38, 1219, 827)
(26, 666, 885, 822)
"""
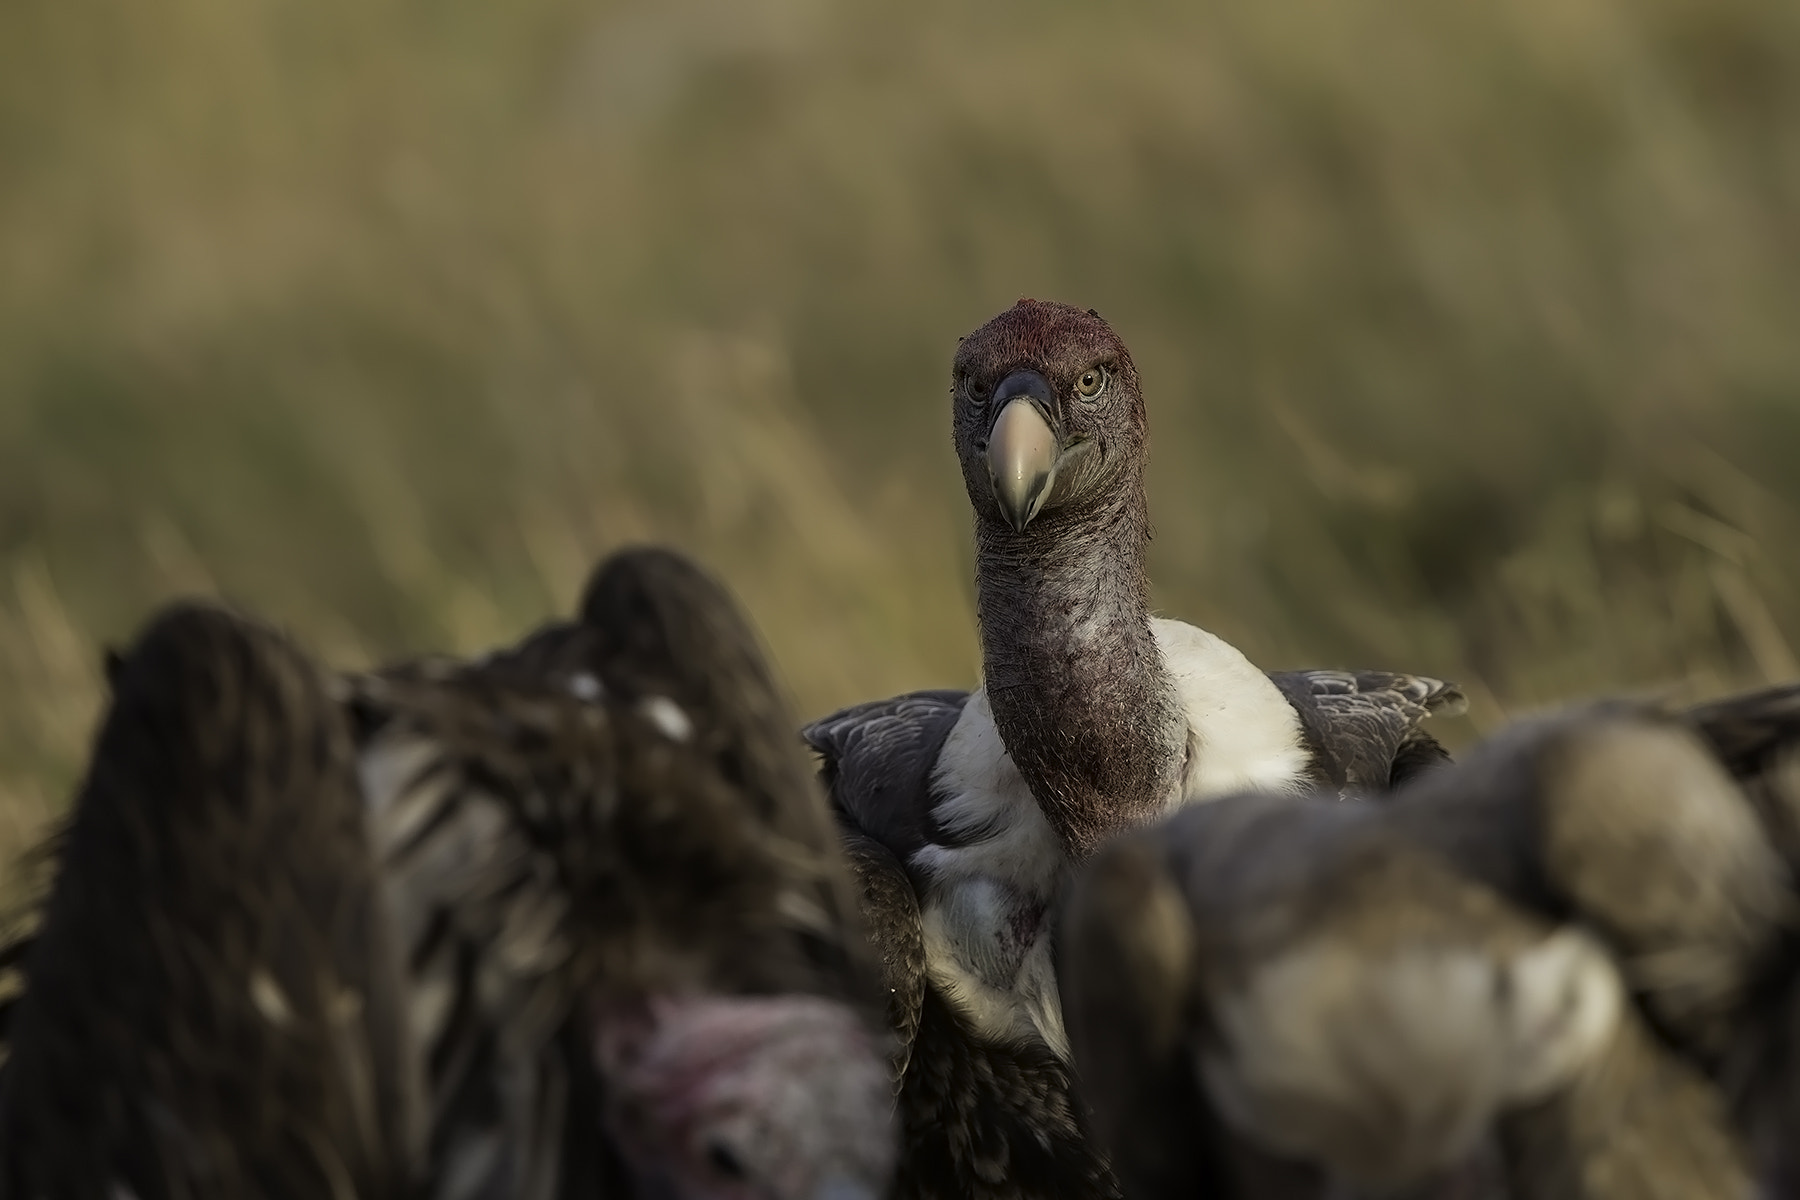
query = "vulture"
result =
(0, 546, 898, 1200)
(1061, 687, 1800, 1199)
(805, 299, 1462, 1199)
(0, 601, 418, 1199)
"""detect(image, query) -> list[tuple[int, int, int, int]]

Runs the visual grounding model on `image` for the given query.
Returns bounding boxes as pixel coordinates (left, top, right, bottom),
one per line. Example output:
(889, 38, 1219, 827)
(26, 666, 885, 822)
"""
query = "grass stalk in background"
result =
(3, 0, 1799, 866)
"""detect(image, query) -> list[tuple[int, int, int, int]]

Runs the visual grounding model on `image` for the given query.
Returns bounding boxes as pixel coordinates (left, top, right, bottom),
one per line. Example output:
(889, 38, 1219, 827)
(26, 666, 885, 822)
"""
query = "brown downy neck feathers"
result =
(954, 300, 1189, 859)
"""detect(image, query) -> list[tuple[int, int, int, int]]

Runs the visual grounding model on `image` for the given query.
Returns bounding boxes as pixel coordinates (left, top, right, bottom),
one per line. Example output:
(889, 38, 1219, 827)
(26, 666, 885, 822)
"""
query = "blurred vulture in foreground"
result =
(0, 597, 415, 1198)
(1061, 690, 1800, 1200)
(0, 547, 897, 1200)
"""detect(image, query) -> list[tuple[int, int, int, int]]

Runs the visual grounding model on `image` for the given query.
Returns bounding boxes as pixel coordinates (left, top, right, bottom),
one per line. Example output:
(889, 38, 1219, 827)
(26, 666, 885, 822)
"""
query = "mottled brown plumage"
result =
(1060, 793, 1631, 1200)
(0, 603, 420, 1200)
(351, 546, 896, 1200)
(0, 547, 897, 1200)
(1387, 703, 1793, 1065)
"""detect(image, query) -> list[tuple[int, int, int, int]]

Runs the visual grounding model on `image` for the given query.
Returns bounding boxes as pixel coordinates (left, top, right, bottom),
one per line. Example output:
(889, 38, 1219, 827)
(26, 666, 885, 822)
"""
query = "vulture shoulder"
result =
(1150, 619, 1317, 800)
(801, 690, 966, 1070)
(804, 689, 971, 860)
(807, 688, 1069, 1054)
(1148, 617, 1463, 798)
(1268, 667, 1467, 792)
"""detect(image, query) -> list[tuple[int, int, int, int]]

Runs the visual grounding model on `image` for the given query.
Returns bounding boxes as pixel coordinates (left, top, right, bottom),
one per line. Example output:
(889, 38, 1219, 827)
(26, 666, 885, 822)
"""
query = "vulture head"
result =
(570, 547, 898, 1200)
(952, 299, 1148, 536)
(593, 992, 895, 1200)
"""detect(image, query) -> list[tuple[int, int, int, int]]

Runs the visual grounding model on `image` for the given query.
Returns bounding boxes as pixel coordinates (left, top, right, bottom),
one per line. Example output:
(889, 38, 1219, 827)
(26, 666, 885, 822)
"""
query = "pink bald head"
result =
(594, 994, 897, 1200)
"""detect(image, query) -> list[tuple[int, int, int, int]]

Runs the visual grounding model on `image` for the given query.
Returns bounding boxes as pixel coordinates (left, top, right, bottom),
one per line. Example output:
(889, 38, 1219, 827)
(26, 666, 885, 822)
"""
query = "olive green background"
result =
(3, 0, 1799, 865)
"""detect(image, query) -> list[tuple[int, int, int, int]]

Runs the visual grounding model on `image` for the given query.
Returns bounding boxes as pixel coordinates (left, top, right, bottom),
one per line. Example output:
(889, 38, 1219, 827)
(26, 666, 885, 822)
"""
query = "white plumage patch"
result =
(911, 619, 1312, 1056)
(1152, 619, 1314, 804)
(913, 691, 1065, 892)
(637, 695, 694, 743)
(921, 913, 1069, 1061)
(248, 968, 295, 1030)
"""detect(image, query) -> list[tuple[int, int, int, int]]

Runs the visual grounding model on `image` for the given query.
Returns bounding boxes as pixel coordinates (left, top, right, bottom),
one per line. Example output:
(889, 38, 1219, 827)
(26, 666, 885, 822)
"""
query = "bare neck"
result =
(973, 494, 1189, 859)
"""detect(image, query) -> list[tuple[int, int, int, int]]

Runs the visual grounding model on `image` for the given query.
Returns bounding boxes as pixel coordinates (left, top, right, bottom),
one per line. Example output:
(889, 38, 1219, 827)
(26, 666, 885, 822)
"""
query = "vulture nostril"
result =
(706, 1139, 749, 1181)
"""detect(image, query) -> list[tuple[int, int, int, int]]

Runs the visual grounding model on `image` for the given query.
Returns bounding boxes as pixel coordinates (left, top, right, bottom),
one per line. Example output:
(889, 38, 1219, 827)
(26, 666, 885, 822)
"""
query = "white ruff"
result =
(910, 619, 1312, 1055)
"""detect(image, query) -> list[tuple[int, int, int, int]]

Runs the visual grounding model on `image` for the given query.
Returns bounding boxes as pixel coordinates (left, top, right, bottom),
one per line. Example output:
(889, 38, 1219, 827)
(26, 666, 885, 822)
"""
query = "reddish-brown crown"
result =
(952, 299, 1134, 389)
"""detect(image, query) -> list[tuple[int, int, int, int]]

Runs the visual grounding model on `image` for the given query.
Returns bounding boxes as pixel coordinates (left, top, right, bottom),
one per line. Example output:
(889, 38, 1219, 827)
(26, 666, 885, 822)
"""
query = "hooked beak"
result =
(983, 371, 1062, 533)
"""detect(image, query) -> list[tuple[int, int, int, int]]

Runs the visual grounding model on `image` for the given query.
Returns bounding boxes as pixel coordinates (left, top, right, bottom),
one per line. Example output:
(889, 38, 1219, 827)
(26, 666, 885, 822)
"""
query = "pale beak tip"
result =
(986, 398, 1059, 533)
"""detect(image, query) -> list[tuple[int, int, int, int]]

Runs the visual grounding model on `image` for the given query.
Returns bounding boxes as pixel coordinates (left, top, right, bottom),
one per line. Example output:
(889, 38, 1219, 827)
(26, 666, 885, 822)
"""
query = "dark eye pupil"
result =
(707, 1140, 748, 1180)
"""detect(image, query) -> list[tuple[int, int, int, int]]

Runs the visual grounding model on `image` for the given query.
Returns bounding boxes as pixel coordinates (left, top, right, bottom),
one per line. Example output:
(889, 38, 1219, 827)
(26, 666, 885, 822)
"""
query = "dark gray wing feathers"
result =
(803, 690, 969, 861)
(1270, 669, 1467, 792)
(802, 690, 968, 1094)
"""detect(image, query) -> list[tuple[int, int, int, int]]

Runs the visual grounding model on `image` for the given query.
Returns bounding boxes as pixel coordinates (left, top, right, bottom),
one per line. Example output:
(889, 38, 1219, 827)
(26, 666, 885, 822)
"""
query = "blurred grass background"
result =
(2, 0, 1800, 867)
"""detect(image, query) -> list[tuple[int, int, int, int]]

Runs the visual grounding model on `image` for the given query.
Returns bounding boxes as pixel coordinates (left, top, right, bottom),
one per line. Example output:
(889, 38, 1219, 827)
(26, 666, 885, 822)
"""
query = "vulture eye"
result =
(705, 1139, 750, 1182)
(968, 377, 990, 403)
(1075, 366, 1108, 400)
